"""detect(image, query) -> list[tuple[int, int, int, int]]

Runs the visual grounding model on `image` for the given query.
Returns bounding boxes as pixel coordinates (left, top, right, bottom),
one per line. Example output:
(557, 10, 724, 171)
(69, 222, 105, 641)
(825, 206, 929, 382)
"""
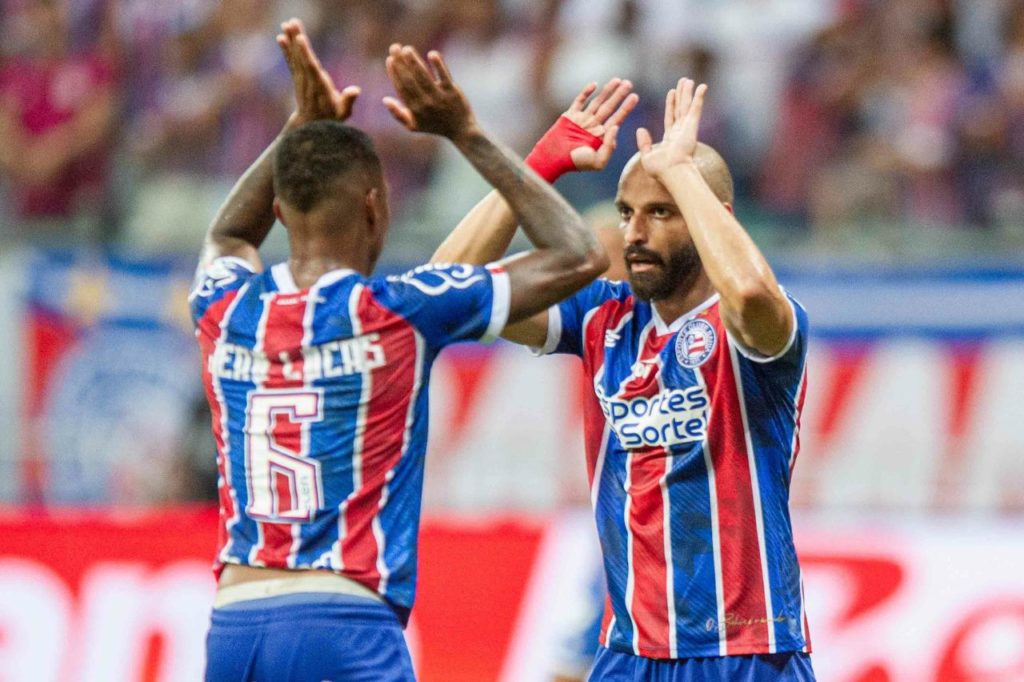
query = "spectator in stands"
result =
(0, 0, 118, 243)
(322, 1, 438, 226)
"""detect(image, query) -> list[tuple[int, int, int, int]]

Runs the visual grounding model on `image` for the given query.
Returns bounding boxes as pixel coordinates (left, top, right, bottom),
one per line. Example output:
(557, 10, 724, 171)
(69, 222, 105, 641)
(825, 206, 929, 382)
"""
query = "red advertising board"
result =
(2, 509, 1024, 681)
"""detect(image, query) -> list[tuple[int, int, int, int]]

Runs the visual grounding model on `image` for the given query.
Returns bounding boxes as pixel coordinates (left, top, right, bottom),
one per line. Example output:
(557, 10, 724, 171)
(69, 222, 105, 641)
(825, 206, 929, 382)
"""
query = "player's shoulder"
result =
(373, 262, 493, 296)
(574, 277, 635, 309)
(190, 257, 260, 301)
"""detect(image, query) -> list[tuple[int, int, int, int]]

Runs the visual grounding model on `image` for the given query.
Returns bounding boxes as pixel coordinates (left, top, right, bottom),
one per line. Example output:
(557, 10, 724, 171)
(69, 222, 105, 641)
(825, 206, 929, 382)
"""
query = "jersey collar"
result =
(271, 262, 358, 293)
(650, 293, 720, 336)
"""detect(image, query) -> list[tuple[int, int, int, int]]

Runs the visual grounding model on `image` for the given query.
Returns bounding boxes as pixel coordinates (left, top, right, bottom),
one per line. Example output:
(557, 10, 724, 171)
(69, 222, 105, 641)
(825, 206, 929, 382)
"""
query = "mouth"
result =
(626, 257, 662, 273)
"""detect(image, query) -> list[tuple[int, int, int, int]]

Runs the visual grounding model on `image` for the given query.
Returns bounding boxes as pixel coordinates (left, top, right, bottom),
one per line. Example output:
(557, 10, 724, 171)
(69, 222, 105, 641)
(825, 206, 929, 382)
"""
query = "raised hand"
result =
(636, 78, 707, 178)
(382, 44, 477, 140)
(276, 18, 360, 126)
(562, 78, 639, 171)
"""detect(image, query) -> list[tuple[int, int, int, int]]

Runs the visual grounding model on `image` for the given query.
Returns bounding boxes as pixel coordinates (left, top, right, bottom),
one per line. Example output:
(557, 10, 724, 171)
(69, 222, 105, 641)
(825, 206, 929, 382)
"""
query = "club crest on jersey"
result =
(675, 318, 716, 368)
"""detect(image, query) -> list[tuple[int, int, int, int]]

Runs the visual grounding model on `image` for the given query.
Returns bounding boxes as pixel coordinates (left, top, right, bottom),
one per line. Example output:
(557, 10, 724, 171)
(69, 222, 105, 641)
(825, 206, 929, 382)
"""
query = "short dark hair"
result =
(273, 121, 383, 212)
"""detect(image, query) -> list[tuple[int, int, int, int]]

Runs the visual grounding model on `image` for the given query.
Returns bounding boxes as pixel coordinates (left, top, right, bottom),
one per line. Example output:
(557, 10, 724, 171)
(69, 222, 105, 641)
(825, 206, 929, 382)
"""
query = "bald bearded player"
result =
(434, 80, 815, 681)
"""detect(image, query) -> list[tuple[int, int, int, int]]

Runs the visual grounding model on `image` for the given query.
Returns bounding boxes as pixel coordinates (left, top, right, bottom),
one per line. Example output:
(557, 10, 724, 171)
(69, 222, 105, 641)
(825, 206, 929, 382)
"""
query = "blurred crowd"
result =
(1, 0, 1022, 258)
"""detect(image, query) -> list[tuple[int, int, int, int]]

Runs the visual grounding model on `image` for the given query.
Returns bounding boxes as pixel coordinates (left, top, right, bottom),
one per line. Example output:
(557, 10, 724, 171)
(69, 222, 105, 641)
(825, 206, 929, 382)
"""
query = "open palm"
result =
(562, 79, 639, 171)
(636, 78, 707, 178)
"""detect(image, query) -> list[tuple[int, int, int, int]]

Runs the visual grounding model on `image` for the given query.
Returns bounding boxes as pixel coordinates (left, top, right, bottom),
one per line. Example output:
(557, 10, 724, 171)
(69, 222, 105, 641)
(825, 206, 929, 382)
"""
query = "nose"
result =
(623, 213, 646, 246)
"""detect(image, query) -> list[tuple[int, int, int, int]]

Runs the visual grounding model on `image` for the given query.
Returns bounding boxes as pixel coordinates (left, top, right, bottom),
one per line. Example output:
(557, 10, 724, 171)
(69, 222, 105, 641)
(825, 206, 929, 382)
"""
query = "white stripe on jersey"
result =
(728, 342, 777, 653)
(692, 367, 727, 656)
(622, 447, 639, 655)
(375, 329, 426, 595)
(655, 359, 678, 658)
(214, 282, 251, 565)
(286, 284, 322, 569)
(789, 363, 808, 474)
(333, 283, 369, 571)
(587, 308, 634, 509)
(247, 292, 274, 567)
(617, 319, 654, 656)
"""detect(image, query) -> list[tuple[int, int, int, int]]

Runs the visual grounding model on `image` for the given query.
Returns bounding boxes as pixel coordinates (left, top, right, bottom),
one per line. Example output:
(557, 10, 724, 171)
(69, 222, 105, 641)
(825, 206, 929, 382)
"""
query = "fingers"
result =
(402, 45, 437, 92)
(593, 79, 633, 123)
(569, 82, 598, 113)
(688, 83, 708, 124)
(387, 44, 434, 100)
(636, 127, 653, 153)
(584, 78, 623, 116)
(385, 47, 420, 100)
(663, 88, 676, 136)
(676, 77, 694, 122)
(605, 91, 639, 129)
(427, 50, 454, 86)
(382, 96, 417, 130)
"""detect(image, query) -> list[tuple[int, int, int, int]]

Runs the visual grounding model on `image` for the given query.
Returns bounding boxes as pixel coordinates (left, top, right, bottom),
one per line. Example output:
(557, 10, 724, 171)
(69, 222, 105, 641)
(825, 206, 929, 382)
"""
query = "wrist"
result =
(653, 160, 700, 184)
(526, 115, 602, 183)
(450, 121, 485, 149)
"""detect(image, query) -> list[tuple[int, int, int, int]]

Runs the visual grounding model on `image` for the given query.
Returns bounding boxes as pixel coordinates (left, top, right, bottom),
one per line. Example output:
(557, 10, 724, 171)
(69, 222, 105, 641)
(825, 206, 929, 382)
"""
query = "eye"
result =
(651, 207, 672, 219)
(617, 206, 633, 220)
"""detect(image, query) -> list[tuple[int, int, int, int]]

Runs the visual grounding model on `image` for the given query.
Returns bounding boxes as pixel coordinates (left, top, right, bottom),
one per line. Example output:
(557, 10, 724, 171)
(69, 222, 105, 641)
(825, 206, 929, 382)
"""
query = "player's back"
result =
(191, 257, 510, 619)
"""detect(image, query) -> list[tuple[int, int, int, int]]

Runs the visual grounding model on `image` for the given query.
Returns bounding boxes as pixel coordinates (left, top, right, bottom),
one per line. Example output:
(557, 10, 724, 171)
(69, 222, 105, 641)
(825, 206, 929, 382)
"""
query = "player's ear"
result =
(722, 201, 735, 216)
(364, 188, 384, 237)
(272, 197, 285, 224)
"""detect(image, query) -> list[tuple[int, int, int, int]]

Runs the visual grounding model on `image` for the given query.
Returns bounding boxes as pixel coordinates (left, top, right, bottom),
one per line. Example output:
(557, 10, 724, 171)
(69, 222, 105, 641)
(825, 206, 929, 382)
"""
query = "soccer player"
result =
(190, 20, 609, 681)
(434, 80, 815, 680)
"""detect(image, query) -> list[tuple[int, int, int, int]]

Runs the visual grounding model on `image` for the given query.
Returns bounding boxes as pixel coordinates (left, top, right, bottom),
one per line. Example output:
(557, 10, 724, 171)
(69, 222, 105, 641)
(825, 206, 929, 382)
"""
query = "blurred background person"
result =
(0, 0, 118, 244)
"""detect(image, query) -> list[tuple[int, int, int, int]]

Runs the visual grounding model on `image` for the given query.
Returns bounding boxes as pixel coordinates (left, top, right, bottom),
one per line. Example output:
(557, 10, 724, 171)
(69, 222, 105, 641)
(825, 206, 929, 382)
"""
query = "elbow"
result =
(728, 278, 780, 317)
(582, 244, 610, 280)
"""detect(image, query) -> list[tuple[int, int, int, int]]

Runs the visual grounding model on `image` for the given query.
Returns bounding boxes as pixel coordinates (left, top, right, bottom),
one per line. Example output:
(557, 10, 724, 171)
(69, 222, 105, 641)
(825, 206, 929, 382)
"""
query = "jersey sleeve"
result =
(533, 279, 626, 358)
(728, 289, 809, 371)
(188, 256, 258, 327)
(373, 263, 511, 349)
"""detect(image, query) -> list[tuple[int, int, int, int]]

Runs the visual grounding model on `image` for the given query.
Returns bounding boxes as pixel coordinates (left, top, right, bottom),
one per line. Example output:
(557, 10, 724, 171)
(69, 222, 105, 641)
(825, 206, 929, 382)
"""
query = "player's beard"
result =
(626, 241, 703, 302)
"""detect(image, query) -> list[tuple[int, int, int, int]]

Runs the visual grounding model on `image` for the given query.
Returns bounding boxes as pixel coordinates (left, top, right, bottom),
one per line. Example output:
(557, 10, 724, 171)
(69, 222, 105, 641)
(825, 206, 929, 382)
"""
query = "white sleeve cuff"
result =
(728, 294, 798, 364)
(529, 305, 562, 356)
(481, 264, 511, 343)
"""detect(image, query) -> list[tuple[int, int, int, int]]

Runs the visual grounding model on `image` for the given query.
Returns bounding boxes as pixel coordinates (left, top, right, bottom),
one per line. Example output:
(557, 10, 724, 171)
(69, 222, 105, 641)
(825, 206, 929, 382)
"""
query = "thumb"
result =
(334, 86, 361, 119)
(636, 127, 653, 153)
(383, 97, 417, 131)
(593, 125, 619, 168)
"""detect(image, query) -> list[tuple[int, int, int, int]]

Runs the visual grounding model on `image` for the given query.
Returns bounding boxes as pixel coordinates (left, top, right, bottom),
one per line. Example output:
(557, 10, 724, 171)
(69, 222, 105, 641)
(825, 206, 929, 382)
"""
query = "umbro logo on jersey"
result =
(675, 319, 717, 368)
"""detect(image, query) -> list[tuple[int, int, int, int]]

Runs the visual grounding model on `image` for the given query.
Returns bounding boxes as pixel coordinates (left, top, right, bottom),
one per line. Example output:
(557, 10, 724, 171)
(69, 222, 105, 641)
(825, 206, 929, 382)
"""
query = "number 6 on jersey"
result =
(245, 389, 325, 521)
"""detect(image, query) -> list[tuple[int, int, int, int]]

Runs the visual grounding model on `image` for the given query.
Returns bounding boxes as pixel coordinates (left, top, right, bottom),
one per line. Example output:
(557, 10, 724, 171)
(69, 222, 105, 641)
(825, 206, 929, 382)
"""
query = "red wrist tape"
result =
(525, 115, 603, 183)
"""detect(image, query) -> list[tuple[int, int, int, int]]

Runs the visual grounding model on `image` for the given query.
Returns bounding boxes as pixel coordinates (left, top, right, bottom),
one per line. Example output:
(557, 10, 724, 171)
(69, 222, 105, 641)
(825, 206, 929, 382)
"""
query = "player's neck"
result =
(286, 230, 373, 288)
(651, 274, 716, 328)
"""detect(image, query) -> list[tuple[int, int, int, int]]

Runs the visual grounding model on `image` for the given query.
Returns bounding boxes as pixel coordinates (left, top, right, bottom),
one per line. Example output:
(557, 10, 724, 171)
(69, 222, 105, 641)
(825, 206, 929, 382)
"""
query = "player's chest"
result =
(588, 316, 724, 451)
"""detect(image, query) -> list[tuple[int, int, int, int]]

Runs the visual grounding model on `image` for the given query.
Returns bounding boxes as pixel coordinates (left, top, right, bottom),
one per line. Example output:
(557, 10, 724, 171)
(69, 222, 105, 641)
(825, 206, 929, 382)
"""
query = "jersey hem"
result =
(607, 639, 811, 659)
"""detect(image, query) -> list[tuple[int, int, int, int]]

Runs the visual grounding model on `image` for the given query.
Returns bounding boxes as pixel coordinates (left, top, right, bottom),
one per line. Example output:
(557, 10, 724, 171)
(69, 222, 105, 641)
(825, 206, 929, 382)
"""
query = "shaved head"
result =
(621, 142, 733, 205)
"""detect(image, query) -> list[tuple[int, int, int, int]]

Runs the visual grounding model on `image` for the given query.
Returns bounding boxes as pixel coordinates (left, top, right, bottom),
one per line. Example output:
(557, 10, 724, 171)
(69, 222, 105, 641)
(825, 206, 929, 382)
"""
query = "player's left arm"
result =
(198, 19, 360, 271)
(637, 80, 793, 357)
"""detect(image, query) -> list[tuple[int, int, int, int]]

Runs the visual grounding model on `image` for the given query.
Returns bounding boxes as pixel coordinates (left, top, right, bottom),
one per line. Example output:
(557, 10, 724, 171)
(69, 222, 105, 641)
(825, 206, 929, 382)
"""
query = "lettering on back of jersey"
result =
(387, 263, 485, 296)
(597, 385, 710, 450)
(210, 334, 386, 383)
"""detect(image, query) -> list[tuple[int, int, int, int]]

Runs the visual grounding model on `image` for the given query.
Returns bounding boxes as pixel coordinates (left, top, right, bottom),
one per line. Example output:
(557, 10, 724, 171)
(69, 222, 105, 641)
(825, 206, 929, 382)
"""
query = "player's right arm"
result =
(384, 46, 609, 330)
(426, 80, 637, 346)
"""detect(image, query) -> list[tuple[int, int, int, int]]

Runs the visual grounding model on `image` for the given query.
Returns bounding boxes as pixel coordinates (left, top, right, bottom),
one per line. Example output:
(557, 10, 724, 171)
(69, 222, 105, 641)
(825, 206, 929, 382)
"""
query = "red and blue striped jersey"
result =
(536, 279, 811, 659)
(190, 257, 510, 622)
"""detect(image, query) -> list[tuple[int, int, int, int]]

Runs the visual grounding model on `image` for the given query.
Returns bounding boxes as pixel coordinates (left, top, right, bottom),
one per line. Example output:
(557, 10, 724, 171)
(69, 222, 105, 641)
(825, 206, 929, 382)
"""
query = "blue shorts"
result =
(588, 647, 816, 681)
(205, 592, 416, 682)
